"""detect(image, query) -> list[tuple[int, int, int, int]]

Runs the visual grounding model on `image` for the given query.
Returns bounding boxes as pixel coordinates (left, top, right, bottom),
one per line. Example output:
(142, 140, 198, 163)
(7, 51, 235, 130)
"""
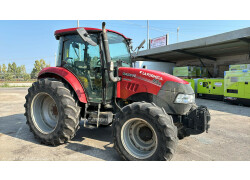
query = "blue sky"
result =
(0, 20, 249, 73)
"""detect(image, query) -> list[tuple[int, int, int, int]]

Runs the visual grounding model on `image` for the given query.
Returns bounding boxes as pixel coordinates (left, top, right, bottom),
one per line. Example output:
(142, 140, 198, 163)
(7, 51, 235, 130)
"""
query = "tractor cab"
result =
(54, 27, 132, 103)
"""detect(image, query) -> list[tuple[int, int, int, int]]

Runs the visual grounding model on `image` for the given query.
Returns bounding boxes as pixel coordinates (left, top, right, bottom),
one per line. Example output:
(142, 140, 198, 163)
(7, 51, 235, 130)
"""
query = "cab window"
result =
(62, 34, 102, 103)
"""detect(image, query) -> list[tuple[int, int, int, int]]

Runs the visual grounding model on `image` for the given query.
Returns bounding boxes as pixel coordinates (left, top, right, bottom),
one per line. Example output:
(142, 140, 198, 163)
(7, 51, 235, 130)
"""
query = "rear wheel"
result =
(24, 78, 81, 146)
(113, 102, 178, 161)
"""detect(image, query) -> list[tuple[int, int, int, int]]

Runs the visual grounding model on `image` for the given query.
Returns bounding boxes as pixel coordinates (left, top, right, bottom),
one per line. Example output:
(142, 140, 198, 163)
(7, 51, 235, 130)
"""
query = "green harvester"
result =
(224, 70, 250, 106)
(197, 78, 224, 100)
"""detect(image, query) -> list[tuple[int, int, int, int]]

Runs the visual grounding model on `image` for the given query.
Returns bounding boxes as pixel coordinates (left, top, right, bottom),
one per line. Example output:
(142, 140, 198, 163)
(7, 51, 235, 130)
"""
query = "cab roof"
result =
(54, 27, 131, 40)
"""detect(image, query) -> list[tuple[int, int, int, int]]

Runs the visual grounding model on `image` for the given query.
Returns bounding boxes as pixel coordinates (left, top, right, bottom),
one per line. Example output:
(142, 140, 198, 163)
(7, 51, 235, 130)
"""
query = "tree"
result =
(0, 65, 2, 80)
(12, 62, 17, 74)
(2, 64, 7, 73)
(7, 63, 12, 73)
(23, 73, 30, 81)
(6, 63, 14, 81)
(20, 65, 26, 74)
(17, 65, 26, 79)
(31, 59, 50, 79)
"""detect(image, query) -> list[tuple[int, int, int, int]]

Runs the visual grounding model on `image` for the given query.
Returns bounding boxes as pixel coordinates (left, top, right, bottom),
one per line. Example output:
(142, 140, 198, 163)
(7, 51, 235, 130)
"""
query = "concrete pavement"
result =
(0, 87, 249, 161)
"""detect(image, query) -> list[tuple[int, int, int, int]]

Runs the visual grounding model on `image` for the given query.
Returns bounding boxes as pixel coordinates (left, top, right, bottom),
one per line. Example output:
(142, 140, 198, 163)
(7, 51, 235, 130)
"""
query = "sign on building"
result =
(150, 35, 168, 49)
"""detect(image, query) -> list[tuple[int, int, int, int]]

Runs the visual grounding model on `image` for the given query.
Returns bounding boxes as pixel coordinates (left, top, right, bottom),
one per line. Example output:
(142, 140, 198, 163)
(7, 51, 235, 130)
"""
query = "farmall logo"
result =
(139, 71, 163, 81)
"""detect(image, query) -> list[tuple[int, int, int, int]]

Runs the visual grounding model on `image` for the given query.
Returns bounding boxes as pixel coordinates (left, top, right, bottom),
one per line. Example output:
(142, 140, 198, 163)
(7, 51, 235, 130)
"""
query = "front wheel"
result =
(113, 102, 178, 161)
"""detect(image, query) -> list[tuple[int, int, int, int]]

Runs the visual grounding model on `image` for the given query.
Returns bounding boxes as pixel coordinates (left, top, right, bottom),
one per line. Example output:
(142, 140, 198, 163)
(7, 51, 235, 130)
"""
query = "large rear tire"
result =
(24, 78, 81, 146)
(113, 102, 178, 161)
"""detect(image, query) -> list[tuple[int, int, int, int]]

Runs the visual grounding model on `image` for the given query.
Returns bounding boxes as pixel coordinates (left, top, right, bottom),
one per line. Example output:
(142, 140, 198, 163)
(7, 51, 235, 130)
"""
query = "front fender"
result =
(38, 67, 87, 103)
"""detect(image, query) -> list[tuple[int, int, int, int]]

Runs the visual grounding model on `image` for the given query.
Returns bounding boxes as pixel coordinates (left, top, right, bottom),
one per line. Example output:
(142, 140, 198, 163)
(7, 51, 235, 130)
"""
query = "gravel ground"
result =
(0, 87, 249, 161)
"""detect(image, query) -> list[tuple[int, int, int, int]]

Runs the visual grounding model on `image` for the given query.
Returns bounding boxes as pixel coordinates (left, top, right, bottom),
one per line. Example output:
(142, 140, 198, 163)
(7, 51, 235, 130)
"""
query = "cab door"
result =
(62, 34, 103, 103)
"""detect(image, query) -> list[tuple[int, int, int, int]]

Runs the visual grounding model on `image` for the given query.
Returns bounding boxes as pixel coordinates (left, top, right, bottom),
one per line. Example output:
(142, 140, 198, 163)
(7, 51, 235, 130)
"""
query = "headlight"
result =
(175, 94, 195, 104)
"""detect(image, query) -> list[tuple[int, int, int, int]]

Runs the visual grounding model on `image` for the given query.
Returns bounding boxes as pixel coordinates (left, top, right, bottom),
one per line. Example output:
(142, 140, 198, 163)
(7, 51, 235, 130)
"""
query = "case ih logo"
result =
(139, 71, 163, 80)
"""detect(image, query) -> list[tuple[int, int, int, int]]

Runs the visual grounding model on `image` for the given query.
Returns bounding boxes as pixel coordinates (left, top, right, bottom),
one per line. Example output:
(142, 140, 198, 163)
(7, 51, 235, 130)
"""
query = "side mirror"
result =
(136, 39, 146, 54)
(77, 28, 97, 46)
(138, 39, 146, 50)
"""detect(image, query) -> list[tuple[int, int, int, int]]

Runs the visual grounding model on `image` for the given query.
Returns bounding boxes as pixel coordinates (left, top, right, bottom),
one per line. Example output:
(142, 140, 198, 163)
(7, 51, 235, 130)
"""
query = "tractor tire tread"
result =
(24, 78, 81, 146)
(113, 102, 178, 161)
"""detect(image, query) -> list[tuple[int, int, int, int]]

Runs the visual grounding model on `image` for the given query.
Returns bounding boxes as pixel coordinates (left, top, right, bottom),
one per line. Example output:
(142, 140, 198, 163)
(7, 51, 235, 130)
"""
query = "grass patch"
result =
(0, 82, 32, 88)
(0, 82, 10, 87)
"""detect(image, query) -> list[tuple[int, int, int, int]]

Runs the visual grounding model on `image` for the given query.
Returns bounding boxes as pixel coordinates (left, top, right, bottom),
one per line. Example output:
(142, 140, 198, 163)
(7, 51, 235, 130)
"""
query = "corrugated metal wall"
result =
(135, 61, 175, 74)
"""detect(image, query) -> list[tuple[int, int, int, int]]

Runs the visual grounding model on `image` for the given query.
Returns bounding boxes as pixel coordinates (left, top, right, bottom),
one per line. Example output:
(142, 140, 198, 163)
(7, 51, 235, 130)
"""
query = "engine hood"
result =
(118, 67, 188, 86)
(118, 67, 194, 115)
(117, 67, 189, 99)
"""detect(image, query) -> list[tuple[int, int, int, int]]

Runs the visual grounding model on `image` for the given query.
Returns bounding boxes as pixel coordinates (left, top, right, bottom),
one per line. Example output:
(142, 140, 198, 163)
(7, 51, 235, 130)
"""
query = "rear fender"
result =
(38, 67, 87, 103)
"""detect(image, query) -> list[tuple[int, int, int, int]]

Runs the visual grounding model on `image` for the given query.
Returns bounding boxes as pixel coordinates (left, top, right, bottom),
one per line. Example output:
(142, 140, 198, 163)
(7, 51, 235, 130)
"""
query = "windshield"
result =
(107, 32, 131, 67)
(62, 34, 99, 64)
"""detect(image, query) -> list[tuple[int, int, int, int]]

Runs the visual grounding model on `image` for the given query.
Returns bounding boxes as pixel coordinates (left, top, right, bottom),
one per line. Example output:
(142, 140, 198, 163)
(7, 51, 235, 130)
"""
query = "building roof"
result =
(133, 27, 250, 63)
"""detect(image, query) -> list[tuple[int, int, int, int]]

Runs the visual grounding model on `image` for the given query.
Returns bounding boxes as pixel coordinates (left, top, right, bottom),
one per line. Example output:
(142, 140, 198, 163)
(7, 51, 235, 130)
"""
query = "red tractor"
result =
(24, 22, 210, 161)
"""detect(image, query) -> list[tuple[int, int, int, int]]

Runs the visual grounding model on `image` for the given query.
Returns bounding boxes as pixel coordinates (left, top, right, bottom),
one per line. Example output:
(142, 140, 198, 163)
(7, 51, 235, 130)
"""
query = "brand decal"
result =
(122, 78, 132, 81)
(136, 76, 162, 87)
(152, 79, 161, 86)
(121, 71, 163, 87)
(122, 72, 136, 78)
(139, 71, 163, 80)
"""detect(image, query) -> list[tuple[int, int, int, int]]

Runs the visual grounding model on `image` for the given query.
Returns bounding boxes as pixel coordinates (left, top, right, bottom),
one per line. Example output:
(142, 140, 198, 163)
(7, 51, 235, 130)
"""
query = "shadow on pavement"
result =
(65, 122, 123, 160)
(0, 114, 121, 161)
(196, 98, 250, 117)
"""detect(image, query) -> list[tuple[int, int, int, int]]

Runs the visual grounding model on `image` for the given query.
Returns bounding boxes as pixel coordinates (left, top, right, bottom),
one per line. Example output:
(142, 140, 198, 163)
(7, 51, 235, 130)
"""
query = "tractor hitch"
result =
(183, 105, 211, 135)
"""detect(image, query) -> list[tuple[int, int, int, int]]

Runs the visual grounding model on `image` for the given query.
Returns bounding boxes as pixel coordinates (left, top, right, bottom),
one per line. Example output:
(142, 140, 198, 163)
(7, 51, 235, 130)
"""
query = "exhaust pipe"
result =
(102, 22, 121, 82)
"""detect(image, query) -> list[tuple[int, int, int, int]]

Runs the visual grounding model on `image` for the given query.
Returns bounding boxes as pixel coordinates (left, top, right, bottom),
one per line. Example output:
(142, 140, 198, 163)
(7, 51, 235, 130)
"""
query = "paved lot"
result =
(0, 87, 249, 161)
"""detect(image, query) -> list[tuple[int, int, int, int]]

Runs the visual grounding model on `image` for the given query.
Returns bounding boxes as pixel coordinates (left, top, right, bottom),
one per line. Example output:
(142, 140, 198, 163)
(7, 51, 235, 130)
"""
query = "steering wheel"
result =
(64, 57, 73, 63)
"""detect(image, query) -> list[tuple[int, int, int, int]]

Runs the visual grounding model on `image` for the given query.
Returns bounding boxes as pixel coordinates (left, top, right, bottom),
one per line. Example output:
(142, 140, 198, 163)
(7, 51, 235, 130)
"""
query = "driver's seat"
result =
(74, 61, 93, 91)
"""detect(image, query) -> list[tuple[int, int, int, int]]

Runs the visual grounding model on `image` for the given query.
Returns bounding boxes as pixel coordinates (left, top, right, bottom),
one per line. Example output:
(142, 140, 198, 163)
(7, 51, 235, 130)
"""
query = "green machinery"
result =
(197, 78, 224, 100)
(224, 70, 250, 106)
(183, 78, 200, 94)
(176, 64, 250, 105)
(173, 66, 196, 77)
(183, 79, 195, 91)
(229, 64, 250, 71)
(196, 67, 208, 77)
(173, 66, 208, 78)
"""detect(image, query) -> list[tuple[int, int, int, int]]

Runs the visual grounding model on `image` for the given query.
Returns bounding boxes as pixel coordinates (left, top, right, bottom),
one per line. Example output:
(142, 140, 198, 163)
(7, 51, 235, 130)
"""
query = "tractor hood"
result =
(118, 67, 189, 96)
(118, 67, 194, 115)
